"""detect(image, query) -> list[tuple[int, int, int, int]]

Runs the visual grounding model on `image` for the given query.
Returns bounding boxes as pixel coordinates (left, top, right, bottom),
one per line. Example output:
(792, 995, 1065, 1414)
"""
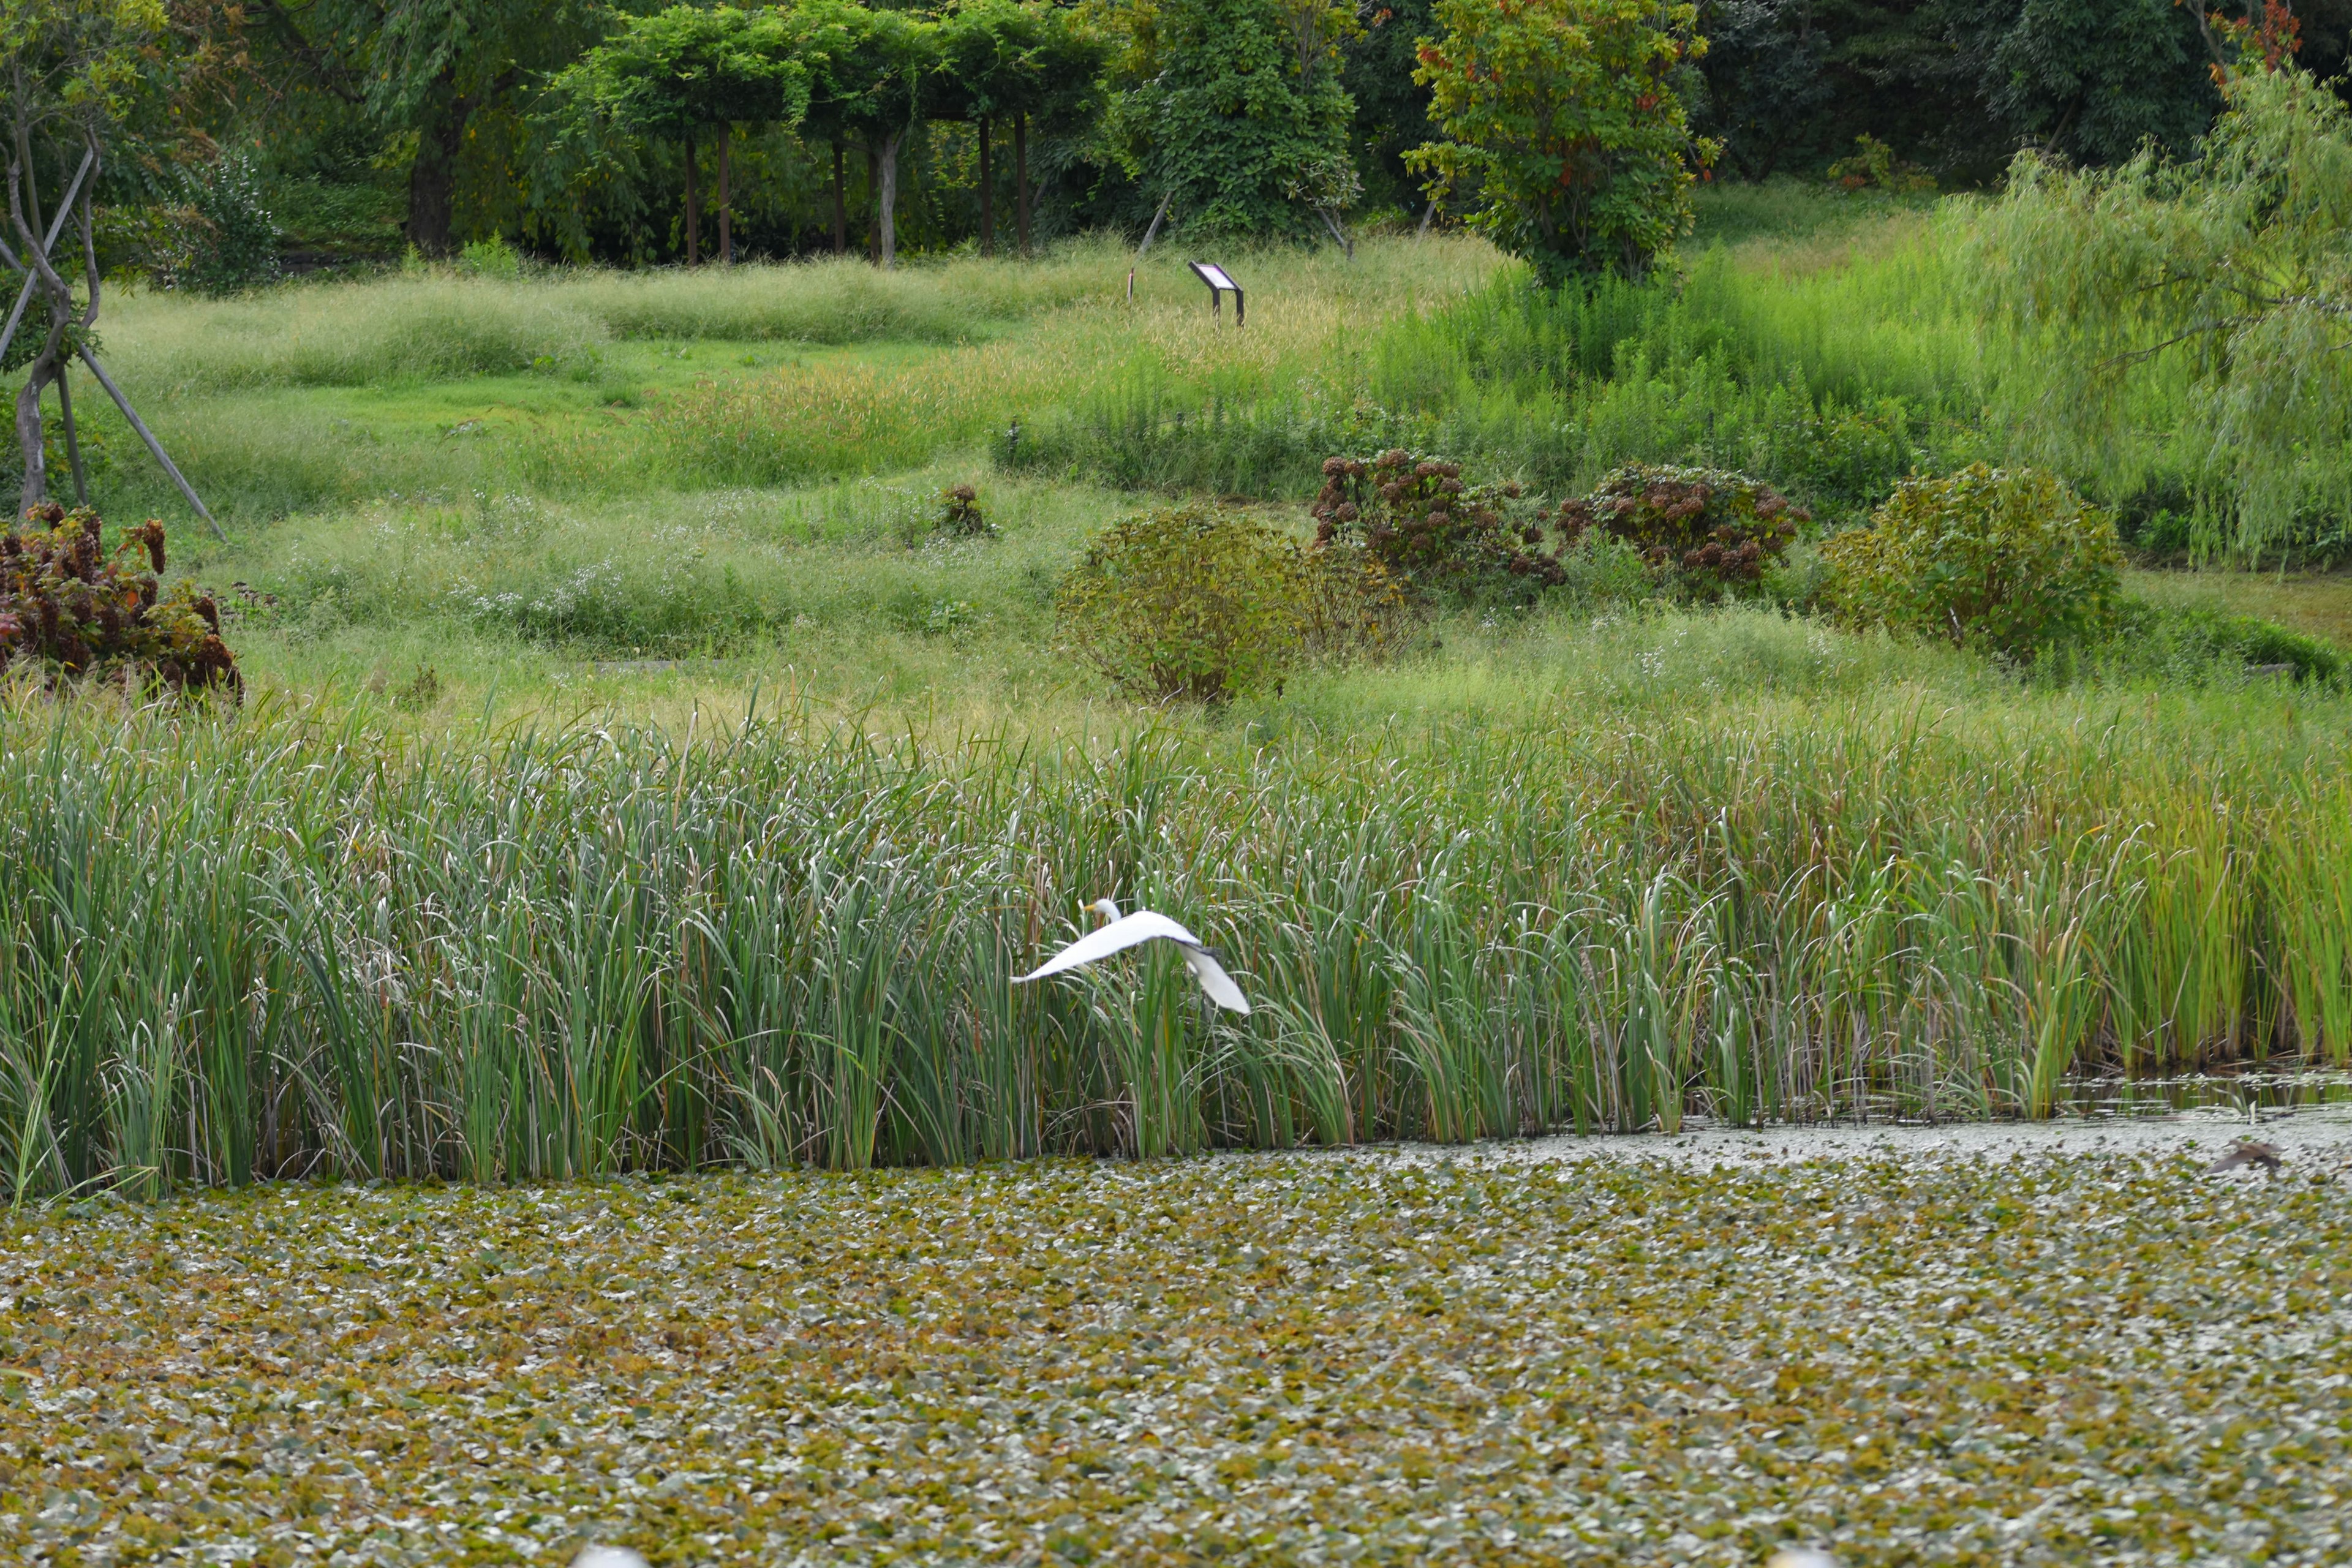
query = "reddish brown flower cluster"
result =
(1309, 453, 1812, 606)
(0, 503, 241, 697)
(1311, 450, 1556, 592)
(935, 483, 996, 540)
(1556, 465, 1807, 595)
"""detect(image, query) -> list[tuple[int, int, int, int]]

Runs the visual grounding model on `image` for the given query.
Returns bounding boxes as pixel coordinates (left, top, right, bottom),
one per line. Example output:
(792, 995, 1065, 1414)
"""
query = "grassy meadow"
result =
(10, 187, 2352, 1199)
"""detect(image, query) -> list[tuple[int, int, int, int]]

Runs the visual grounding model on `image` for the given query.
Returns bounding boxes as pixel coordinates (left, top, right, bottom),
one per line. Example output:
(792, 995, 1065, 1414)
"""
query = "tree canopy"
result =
(1109, 0, 1358, 239)
(26, 0, 2352, 273)
(1968, 62, 2352, 559)
(1411, 0, 1717, 281)
(545, 5, 811, 141)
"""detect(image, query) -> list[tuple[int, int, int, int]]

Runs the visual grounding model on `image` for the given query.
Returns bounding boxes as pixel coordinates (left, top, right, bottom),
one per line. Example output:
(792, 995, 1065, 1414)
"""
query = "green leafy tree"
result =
(543, 5, 809, 263)
(1112, 0, 1359, 240)
(6, 0, 168, 506)
(1967, 63, 2352, 559)
(933, 0, 1102, 255)
(783, 0, 936, 267)
(247, 0, 603, 254)
(1342, 0, 1439, 216)
(1691, 1, 2290, 185)
(1410, 0, 1717, 283)
(1940, 0, 2215, 167)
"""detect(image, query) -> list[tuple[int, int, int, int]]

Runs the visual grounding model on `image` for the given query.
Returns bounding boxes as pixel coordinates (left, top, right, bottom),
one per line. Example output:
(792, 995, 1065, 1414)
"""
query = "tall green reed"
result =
(2, 685, 2346, 1200)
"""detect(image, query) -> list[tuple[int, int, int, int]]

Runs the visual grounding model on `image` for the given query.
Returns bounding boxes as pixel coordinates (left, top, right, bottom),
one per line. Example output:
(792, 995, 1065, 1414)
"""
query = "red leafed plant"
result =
(1554, 464, 1807, 598)
(1311, 450, 1560, 597)
(0, 503, 241, 697)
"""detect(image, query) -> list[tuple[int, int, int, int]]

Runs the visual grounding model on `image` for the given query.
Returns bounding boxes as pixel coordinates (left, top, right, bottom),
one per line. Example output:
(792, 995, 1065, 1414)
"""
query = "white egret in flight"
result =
(571, 1548, 651, 1568)
(1015, 899, 1251, 1014)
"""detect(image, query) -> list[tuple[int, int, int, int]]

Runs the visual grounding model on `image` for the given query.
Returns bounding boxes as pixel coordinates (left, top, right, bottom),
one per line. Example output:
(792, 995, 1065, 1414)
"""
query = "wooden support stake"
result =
(1127, 190, 1173, 304)
(0, 150, 94, 365)
(55, 366, 87, 505)
(77, 347, 225, 540)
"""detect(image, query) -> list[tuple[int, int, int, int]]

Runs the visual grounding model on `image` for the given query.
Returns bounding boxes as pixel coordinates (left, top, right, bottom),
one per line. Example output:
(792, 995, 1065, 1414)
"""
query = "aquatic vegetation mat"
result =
(10, 1148, 2350, 1566)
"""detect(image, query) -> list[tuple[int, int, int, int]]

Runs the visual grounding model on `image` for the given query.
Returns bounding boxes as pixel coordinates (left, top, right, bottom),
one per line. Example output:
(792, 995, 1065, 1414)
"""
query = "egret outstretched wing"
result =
(1178, 946, 1251, 1015)
(1015, 910, 1208, 982)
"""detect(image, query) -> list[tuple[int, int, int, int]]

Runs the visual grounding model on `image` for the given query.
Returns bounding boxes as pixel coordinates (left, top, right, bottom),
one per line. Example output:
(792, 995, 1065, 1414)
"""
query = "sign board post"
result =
(1188, 262, 1243, 328)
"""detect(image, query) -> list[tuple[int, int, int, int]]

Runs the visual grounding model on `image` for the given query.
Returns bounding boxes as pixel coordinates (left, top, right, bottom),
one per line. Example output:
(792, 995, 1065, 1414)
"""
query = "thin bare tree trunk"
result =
(684, 135, 701, 266)
(78, 348, 223, 538)
(717, 126, 733, 265)
(1127, 189, 1172, 303)
(8, 148, 61, 511)
(978, 116, 993, 256)
(9, 141, 223, 535)
(16, 117, 45, 244)
(877, 130, 902, 271)
(867, 143, 881, 263)
(57, 190, 92, 505)
(55, 366, 85, 505)
(832, 141, 847, 254)
(1014, 113, 1031, 257)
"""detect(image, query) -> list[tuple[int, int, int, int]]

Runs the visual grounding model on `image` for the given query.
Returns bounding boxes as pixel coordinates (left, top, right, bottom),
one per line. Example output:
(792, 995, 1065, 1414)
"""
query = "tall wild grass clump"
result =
(4, 691, 2350, 1200)
(102, 240, 1140, 396)
(1011, 238, 1983, 517)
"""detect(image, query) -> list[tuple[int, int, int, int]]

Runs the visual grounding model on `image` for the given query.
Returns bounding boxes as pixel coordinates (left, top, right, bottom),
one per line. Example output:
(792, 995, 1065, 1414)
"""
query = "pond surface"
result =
(1404, 1072, 2352, 1170)
(2058, 1067, 2352, 1118)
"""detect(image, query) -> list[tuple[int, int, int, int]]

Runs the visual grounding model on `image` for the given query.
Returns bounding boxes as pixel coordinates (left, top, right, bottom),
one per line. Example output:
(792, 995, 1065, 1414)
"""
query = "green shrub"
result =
(0, 505, 241, 695)
(1823, 465, 2123, 658)
(1057, 506, 1401, 702)
(1555, 463, 1807, 600)
(1312, 450, 1809, 611)
(1825, 134, 1936, 194)
(154, 155, 282, 296)
(458, 236, 524, 279)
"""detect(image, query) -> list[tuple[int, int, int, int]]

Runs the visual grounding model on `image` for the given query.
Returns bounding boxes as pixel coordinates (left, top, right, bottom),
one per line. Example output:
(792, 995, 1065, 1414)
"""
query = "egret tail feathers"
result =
(1180, 947, 1251, 1014)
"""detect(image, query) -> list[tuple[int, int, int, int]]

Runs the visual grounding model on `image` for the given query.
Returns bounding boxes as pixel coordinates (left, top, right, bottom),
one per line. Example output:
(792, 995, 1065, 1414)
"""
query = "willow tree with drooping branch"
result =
(1966, 54, 2352, 562)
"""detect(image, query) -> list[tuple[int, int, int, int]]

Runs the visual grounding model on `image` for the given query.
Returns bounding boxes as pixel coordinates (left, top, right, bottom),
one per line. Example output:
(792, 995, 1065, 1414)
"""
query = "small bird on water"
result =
(1014, 898, 1251, 1014)
(2207, 1139, 2283, 1174)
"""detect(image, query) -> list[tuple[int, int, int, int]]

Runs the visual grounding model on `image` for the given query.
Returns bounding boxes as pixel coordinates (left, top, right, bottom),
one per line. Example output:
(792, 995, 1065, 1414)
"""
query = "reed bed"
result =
(4, 689, 2347, 1200)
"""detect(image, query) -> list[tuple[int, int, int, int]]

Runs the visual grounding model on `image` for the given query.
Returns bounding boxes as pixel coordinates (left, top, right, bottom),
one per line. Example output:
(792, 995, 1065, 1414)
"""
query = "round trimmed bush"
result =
(1823, 465, 2122, 658)
(1057, 506, 1401, 703)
